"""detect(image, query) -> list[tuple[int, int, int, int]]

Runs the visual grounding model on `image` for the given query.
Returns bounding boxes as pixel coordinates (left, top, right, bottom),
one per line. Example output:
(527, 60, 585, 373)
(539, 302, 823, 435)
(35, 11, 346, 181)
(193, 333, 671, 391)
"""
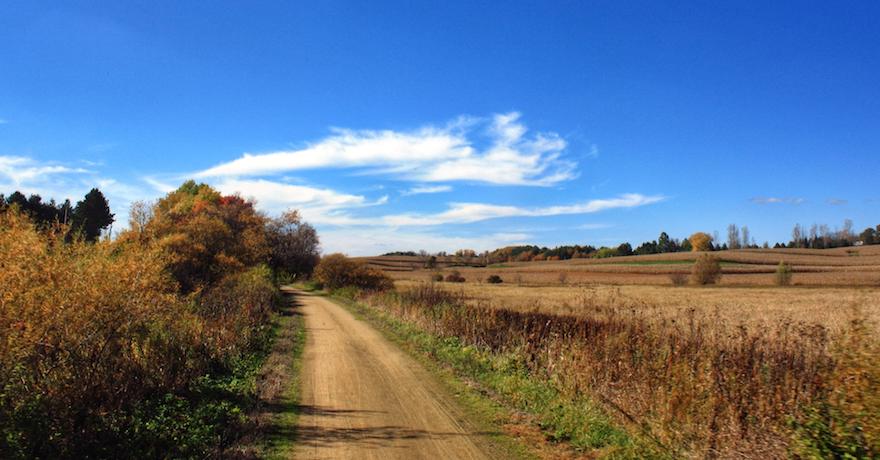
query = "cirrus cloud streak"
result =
(196, 112, 576, 186)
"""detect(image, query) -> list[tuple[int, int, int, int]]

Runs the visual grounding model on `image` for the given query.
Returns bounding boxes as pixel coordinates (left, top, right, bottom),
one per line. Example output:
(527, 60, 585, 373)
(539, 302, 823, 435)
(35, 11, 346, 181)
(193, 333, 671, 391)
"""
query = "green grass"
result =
(329, 292, 669, 459)
(259, 291, 307, 459)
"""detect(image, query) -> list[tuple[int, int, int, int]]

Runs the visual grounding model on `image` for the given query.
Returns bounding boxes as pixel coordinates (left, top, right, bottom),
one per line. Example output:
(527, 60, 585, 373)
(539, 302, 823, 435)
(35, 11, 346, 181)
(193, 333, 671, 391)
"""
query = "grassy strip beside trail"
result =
(322, 288, 666, 459)
(244, 288, 307, 459)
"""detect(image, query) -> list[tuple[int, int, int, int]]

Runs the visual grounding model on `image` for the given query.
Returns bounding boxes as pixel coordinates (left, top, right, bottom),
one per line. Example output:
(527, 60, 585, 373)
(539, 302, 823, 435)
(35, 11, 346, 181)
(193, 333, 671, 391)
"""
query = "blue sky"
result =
(1, 1, 878, 255)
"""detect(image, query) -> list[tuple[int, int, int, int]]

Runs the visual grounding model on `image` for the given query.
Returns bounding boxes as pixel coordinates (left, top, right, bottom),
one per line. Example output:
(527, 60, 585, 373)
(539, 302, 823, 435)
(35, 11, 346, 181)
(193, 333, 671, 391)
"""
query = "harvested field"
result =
(366, 246, 880, 287)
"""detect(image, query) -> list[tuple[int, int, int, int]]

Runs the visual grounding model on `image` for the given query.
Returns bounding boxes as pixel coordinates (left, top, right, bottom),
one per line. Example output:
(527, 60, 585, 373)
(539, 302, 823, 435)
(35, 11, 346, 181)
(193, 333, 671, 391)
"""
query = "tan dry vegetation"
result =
(355, 247, 880, 457)
(354, 282, 880, 458)
(394, 281, 880, 331)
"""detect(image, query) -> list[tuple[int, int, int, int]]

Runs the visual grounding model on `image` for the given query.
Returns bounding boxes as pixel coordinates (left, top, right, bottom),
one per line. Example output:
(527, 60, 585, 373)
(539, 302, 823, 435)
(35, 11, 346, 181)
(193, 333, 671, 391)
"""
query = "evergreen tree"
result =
(72, 188, 114, 242)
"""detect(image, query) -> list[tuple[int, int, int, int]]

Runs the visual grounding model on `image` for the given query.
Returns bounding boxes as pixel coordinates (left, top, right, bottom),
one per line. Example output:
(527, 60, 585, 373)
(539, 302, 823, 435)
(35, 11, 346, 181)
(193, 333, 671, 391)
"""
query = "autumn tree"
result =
(689, 232, 713, 252)
(128, 200, 154, 236)
(144, 181, 269, 292)
(265, 210, 320, 278)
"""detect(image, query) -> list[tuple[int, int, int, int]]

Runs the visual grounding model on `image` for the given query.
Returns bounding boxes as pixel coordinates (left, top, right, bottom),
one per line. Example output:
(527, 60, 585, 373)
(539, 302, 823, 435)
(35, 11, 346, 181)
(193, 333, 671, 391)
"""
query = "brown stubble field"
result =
(375, 246, 880, 329)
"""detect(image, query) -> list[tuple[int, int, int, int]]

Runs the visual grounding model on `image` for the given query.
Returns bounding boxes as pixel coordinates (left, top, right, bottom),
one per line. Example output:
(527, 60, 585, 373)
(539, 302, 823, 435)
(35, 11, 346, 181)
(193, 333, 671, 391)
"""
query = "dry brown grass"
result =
(359, 246, 880, 457)
(394, 281, 880, 331)
(355, 281, 879, 458)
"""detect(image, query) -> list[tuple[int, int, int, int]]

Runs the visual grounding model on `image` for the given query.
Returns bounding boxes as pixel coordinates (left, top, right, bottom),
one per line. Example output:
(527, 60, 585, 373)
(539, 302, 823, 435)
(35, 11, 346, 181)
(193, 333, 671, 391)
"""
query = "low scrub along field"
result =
(350, 246, 880, 458)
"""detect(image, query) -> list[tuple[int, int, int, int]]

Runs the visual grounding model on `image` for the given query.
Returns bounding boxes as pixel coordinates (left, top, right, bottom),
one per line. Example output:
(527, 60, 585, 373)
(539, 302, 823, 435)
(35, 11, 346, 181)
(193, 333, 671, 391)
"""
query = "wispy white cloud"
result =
(319, 229, 531, 256)
(147, 169, 661, 231)
(195, 112, 577, 186)
(750, 196, 805, 205)
(0, 156, 89, 185)
(211, 178, 381, 226)
(401, 185, 453, 196)
(827, 198, 847, 205)
(142, 176, 177, 194)
(0, 155, 150, 219)
(380, 193, 664, 226)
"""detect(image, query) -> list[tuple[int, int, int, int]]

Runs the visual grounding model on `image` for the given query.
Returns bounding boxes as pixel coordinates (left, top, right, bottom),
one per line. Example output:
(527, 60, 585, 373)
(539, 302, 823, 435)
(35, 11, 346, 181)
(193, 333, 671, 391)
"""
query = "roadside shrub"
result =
(0, 211, 203, 457)
(431, 272, 444, 282)
(690, 254, 722, 285)
(486, 274, 503, 284)
(314, 253, 393, 291)
(303, 279, 324, 291)
(197, 265, 279, 363)
(792, 317, 880, 458)
(444, 270, 466, 283)
(0, 199, 283, 458)
(669, 272, 688, 286)
(774, 261, 793, 286)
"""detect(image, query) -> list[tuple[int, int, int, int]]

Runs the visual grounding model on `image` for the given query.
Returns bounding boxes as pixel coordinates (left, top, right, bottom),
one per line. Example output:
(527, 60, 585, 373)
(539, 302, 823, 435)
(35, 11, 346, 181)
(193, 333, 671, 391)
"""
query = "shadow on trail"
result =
(288, 405, 500, 449)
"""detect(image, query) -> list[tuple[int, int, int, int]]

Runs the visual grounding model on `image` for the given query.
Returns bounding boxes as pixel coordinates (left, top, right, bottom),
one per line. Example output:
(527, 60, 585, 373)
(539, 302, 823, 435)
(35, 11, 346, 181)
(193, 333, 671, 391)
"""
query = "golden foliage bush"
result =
(0, 211, 203, 456)
(0, 182, 284, 457)
(145, 181, 270, 292)
(689, 232, 713, 252)
(314, 253, 393, 291)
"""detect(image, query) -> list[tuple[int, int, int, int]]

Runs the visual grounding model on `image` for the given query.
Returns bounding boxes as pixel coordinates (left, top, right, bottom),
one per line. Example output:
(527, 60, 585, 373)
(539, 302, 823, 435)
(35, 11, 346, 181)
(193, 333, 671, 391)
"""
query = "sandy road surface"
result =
(290, 290, 493, 460)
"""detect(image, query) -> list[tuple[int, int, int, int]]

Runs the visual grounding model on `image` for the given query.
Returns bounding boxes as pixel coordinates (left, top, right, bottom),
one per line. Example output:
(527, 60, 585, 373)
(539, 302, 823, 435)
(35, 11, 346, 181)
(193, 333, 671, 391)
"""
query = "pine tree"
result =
(72, 188, 114, 242)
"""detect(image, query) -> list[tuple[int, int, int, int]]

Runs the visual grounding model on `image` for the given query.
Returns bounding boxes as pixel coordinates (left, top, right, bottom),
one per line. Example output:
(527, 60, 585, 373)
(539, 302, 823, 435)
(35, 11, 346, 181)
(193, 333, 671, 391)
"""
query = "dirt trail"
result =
(290, 290, 492, 460)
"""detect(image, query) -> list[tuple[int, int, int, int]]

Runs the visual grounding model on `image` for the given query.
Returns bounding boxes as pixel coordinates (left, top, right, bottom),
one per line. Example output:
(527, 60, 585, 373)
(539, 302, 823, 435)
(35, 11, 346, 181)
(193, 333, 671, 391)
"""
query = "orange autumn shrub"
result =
(145, 181, 270, 293)
(0, 181, 285, 457)
(0, 210, 205, 456)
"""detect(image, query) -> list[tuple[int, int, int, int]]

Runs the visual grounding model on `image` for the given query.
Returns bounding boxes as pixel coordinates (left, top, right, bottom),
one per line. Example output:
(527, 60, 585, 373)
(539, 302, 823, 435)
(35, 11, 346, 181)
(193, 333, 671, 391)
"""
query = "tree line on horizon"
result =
(0, 188, 115, 242)
(384, 218, 880, 264)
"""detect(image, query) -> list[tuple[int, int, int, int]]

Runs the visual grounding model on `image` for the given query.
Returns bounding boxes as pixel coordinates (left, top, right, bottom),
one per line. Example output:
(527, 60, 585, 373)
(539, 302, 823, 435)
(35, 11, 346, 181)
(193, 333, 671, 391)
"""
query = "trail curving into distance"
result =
(290, 290, 492, 460)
